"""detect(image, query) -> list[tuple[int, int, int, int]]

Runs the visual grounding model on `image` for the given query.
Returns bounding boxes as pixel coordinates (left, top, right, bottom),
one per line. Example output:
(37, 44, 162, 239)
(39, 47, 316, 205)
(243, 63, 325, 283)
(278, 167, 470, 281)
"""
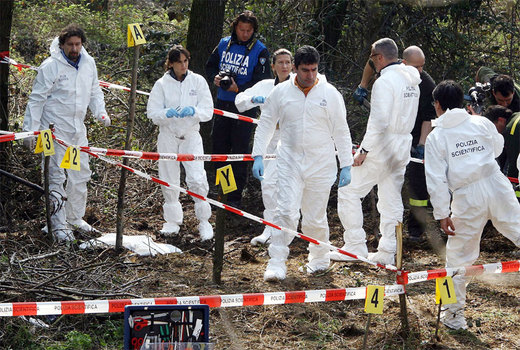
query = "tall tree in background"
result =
(186, 0, 227, 78)
(0, 0, 14, 135)
(186, 0, 227, 152)
(0, 0, 15, 224)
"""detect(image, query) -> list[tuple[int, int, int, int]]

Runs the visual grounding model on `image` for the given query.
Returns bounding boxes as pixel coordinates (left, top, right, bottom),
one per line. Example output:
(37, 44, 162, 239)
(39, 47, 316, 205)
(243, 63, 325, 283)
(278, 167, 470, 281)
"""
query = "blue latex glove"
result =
(353, 85, 368, 105)
(338, 166, 352, 187)
(412, 144, 425, 160)
(166, 108, 180, 118)
(251, 96, 266, 104)
(252, 156, 264, 181)
(180, 106, 195, 118)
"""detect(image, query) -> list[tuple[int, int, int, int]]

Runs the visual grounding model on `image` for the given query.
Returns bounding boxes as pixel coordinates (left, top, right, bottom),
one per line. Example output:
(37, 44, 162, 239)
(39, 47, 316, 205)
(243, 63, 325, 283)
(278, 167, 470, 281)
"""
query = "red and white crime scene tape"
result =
(0, 285, 405, 317)
(54, 137, 398, 272)
(397, 260, 520, 285)
(80, 145, 277, 162)
(0, 131, 40, 143)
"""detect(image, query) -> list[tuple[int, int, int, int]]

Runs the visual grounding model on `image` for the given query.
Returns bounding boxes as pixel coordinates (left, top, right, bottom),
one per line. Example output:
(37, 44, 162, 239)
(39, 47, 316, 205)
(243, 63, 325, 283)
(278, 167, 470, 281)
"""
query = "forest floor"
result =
(1, 151, 520, 350)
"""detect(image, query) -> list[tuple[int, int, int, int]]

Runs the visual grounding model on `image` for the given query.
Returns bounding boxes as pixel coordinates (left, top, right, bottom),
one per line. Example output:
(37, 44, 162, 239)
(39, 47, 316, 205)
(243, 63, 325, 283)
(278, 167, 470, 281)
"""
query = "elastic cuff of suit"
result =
(409, 198, 428, 207)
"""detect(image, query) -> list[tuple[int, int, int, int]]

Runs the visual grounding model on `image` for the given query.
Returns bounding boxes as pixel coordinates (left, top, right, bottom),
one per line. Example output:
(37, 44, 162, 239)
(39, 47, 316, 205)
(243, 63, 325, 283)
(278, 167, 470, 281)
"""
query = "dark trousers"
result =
(212, 99, 256, 203)
(405, 160, 429, 237)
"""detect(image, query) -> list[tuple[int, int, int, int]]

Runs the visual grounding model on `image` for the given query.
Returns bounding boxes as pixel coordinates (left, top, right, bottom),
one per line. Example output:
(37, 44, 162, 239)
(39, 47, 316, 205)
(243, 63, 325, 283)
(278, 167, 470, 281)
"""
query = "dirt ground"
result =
(1, 154, 520, 349)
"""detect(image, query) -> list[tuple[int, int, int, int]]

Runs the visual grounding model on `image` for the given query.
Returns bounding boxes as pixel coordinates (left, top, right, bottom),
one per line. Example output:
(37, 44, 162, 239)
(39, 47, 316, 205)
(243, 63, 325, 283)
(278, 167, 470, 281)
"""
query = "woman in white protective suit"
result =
(234, 48, 293, 246)
(147, 45, 214, 240)
(425, 80, 520, 330)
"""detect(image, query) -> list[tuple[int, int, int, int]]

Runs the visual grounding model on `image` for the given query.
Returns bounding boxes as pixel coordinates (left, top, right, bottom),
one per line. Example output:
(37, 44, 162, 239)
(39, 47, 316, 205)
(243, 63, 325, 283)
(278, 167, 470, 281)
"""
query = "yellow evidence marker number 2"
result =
(216, 165, 237, 194)
(127, 23, 146, 47)
(60, 146, 81, 171)
(365, 285, 384, 314)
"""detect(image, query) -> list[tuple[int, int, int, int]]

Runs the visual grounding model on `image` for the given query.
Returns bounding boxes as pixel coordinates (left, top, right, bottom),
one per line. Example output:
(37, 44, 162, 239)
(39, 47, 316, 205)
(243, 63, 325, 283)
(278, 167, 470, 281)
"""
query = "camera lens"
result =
(220, 76, 232, 90)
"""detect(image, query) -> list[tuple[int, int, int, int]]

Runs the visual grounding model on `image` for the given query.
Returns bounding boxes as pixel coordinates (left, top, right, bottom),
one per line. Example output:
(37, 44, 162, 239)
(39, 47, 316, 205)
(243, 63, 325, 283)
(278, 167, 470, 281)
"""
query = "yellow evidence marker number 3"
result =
(127, 23, 146, 47)
(216, 165, 237, 194)
(365, 285, 384, 314)
(34, 129, 55, 156)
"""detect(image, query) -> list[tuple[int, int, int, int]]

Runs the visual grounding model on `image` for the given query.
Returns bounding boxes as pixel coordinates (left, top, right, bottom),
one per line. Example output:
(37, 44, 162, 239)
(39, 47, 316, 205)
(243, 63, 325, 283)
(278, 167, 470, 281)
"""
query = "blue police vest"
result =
(216, 36, 267, 102)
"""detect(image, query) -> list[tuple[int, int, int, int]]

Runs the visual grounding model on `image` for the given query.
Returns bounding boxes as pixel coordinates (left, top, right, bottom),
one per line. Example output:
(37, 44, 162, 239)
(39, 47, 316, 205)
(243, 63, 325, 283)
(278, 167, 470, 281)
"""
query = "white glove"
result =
(22, 136, 36, 150)
(98, 114, 111, 127)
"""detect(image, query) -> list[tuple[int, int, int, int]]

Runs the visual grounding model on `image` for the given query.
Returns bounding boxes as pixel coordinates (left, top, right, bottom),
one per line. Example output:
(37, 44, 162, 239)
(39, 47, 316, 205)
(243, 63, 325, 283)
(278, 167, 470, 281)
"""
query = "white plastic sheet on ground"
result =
(79, 233, 182, 256)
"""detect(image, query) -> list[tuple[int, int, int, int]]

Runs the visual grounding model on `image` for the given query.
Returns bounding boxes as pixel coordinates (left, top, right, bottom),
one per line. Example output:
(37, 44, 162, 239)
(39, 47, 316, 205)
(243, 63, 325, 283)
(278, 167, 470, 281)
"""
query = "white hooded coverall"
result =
(23, 37, 107, 235)
(337, 63, 421, 260)
(252, 74, 353, 275)
(235, 78, 284, 243)
(425, 108, 520, 328)
(147, 70, 213, 238)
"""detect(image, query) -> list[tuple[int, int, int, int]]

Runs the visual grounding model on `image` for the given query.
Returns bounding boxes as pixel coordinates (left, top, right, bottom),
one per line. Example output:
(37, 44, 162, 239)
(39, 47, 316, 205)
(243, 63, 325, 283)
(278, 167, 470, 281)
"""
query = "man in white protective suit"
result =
(23, 24, 110, 242)
(332, 38, 421, 265)
(425, 80, 520, 330)
(251, 45, 353, 281)
(147, 45, 214, 240)
(235, 48, 293, 246)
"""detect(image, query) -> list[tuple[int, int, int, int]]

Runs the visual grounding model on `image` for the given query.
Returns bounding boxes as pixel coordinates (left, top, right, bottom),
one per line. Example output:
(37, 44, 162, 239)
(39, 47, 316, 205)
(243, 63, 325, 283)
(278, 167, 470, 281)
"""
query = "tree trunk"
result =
(186, 0, 227, 155)
(313, 0, 348, 77)
(0, 0, 15, 225)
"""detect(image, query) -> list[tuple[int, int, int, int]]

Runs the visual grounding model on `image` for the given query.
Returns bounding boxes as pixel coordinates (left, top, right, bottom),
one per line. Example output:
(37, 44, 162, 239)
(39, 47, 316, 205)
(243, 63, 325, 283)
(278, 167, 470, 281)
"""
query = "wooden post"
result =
(362, 314, 372, 350)
(44, 123, 54, 238)
(116, 44, 139, 250)
(212, 191, 226, 284)
(396, 222, 409, 335)
(434, 301, 442, 342)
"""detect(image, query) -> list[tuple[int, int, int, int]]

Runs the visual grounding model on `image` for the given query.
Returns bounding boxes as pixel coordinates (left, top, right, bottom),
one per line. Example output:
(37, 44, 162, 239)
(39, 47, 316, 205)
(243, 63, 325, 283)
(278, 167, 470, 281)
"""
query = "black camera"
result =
(218, 69, 237, 91)
(467, 82, 491, 115)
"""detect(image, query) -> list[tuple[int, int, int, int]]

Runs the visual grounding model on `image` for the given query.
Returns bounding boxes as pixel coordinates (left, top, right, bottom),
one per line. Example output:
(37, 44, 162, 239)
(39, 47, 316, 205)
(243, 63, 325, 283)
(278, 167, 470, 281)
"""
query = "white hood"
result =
(49, 36, 90, 63)
(432, 108, 469, 129)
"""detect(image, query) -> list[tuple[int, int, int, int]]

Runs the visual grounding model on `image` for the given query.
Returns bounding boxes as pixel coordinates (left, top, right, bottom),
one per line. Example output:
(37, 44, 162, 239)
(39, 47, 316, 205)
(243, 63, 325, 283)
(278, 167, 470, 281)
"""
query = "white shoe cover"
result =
(198, 221, 213, 241)
(160, 222, 180, 235)
(368, 251, 395, 265)
(68, 220, 100, 234)
(251, 229, 271, 246)
(53, 228, 75, 242)
(299, 259, 330, 275)
(441, 307, 467, 330)
(42, 225, 74, 242)
(329, 243, 368, 262)
(264, 259, 287, 281)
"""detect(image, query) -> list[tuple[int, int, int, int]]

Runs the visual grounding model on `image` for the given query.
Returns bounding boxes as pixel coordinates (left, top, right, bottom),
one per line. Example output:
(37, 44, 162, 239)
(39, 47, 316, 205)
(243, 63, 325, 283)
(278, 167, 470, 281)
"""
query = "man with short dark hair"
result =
(206, 10, 271, 208)
(476, 67, 520, 114)
(251, 45, 353, 281)
(334, 38, 421, 265)
(23, 24, 109, 241)
(425, 80, 520, 330)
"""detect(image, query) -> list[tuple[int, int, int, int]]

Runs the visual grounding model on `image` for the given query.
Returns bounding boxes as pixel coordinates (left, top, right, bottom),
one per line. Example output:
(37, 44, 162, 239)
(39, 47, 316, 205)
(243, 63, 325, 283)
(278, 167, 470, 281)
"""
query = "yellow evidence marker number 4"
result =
(365, 285, 384, 314)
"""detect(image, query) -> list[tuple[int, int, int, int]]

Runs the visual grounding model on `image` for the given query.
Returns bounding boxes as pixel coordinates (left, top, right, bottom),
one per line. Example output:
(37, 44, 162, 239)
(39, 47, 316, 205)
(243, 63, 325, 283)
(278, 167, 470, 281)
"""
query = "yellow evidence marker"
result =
(60, 146, 81, 171)
(364, 285, 384, 314)
(34, 129, 55, 156)
(127, 23, 146, 47)
(435, 276, 457, 304)
(216, 164, 237, 194)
